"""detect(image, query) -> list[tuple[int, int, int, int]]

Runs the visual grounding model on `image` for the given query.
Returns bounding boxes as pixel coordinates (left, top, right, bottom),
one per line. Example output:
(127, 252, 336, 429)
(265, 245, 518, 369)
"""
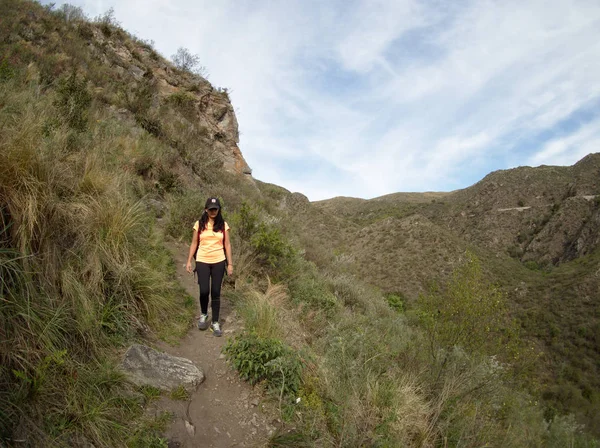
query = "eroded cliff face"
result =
(12, 7, 252, 178)
(88, 26, 252, 176)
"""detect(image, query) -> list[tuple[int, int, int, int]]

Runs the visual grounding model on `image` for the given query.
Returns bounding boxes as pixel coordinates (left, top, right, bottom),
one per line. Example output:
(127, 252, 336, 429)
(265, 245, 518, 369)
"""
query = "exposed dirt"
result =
(150, 238, 278, 448)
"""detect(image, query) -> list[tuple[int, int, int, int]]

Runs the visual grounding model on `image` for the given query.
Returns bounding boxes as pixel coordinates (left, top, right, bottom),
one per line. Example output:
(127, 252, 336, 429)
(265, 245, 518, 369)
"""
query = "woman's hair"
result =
(199, 208, 225, 233)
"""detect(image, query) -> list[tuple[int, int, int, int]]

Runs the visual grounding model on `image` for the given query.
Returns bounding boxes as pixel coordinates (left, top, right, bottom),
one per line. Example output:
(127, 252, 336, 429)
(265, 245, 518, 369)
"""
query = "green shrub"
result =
(231, 201, 260, 240)
(156, 164, 180, 193)
(524, 260, 542, 271)
(224, 333, 302, 399)
(0, 59, 15, 82)
(167, 91, 196, 116)
(385, 293, 404, 313)
(251, 223, 295, 268)
(121, 79, 156, 116)
(228, 202, 295, 269)
(55, 70, 92, 132)
(136, 114, 164, 138)
(417, 251, 519, 360)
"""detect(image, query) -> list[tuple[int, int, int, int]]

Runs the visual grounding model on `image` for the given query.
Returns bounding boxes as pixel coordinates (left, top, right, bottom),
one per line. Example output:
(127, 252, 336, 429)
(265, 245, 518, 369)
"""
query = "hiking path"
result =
(148, 238, 277, 448)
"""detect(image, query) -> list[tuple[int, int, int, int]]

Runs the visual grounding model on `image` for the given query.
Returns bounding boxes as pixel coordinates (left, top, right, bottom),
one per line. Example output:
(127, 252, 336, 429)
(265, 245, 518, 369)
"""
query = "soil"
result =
(149, 238, 278, 448)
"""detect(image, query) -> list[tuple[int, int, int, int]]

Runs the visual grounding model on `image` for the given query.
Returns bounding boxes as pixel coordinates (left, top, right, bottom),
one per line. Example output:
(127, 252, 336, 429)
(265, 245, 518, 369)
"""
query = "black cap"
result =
(205, 197, 221, 210)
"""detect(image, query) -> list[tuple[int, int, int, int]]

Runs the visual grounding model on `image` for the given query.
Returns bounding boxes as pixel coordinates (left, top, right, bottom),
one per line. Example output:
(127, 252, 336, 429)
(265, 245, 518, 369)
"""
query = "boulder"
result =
(121, 344, 204, 392)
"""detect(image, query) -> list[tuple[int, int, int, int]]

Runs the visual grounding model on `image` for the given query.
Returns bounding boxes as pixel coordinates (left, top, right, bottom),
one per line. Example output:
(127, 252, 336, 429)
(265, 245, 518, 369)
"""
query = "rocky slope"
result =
(436, 153, 600, 265)
(5, 1, 251, 178)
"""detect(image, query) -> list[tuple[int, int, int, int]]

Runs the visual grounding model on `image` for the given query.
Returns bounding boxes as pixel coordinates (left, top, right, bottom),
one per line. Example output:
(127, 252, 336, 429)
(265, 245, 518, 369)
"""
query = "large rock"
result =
(121, 344, 204, 392)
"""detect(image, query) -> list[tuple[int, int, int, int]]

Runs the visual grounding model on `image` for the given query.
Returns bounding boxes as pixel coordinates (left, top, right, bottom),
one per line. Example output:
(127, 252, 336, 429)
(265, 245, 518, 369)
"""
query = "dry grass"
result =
(237, 278, 287, 339)
(0, 70, 192, 444)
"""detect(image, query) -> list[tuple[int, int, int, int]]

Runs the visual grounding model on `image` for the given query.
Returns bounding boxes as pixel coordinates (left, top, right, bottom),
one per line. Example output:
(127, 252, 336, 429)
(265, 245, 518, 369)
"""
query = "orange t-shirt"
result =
(193, 220, 230, 264)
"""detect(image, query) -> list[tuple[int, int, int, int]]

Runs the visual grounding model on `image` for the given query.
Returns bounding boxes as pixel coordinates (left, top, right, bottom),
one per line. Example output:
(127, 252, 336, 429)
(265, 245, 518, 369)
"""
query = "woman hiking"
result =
(186, 197, 233, 337)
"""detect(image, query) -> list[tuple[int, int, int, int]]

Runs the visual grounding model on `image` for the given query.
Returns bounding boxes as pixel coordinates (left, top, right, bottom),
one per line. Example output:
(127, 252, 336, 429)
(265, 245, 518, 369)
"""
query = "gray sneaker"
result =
(210, 321, 222, 337)
(197, 314, 209, 331)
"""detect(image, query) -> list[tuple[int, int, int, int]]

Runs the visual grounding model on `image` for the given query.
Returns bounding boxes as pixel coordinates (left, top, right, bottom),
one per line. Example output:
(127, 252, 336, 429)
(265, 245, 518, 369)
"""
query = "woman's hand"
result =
(227, 265, 233, 276)
(186, 260, 194, 274)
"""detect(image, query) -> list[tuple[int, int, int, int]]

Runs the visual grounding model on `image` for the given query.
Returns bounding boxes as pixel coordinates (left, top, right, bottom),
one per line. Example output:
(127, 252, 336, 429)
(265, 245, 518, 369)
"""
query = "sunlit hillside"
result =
(1, 1, 598, 446)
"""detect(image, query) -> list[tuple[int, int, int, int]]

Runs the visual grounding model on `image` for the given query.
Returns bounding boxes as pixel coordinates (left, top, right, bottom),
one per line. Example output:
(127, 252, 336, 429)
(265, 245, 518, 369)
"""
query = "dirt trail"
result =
(150, 238, 276, 448)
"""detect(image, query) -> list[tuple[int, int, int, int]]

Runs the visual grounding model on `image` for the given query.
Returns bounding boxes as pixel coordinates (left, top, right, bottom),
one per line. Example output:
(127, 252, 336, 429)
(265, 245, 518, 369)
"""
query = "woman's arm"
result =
(186, 229, 199, 273)
(224, 227, 233, 276)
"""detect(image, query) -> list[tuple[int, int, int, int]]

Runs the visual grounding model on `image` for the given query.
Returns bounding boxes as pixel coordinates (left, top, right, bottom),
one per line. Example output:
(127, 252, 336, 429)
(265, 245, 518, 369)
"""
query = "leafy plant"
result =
(0, 59, 14, 82)
(385, 293, 404, 313)
(224, 333, 303, 399)
(251, 223, 294, 268)
(231, 201, 259, 240)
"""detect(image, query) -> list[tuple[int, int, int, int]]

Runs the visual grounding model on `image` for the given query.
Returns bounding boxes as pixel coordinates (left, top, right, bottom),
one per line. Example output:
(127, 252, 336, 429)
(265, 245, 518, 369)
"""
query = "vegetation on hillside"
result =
(311, 160, 600, 436)
(1, 1, 598, 446)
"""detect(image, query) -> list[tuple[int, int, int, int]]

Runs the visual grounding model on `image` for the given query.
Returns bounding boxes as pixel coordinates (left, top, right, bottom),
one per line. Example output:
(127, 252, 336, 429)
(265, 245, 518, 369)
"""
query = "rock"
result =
(145, 198, 167, 217)
(129, 64, 145, 80)
(185, 420, 195, 436)
(120, 344, 204, 392)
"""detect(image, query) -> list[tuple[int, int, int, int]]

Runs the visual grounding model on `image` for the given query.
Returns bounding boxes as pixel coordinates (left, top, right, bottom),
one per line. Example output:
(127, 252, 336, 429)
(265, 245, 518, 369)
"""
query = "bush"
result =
(251, 223, 295, 269)
(171, 47, 207, 77)
(288, 270, 338, 313)
(417, 251, 519, 360)
(0, 59, 15, 82)
(385, 293, 404, 313)
(224, 333, 303, 399)
(55, 70, 92, 132)
(524, 260, 542, 271)
(155, 164, 180, 194)
(231, 201, 259, 241)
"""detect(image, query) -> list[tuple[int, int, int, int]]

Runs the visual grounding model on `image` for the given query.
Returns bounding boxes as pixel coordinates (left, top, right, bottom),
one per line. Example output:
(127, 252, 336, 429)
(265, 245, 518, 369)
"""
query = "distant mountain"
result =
(306, 154, 600, 431)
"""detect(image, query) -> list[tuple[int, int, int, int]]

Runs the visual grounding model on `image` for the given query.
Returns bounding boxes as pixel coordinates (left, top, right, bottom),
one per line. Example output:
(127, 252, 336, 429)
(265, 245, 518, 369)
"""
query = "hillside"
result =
(1, 1, 599, 446)
(312, 155, 600, 433)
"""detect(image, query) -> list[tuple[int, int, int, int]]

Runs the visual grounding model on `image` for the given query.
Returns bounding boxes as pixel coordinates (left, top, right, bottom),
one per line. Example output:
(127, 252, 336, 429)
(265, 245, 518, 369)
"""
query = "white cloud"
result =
(528, 120, 600, 167)
(47, 0, 600, 200)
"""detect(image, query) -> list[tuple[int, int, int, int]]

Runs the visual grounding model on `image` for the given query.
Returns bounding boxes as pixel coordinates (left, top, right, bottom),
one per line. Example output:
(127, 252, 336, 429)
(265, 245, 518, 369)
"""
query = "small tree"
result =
(417, 251, 518, 361)
(171, 47, 207, 77)
(57, 4, 87, 22)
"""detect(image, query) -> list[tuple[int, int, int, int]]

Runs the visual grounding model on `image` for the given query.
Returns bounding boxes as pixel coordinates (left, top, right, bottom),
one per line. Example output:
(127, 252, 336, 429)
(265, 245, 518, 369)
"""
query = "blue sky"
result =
(46, 0, 600, 200)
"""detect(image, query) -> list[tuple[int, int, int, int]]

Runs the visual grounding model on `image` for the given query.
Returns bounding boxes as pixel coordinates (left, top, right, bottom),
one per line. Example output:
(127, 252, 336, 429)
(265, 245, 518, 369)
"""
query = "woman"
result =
(186, 197, 233, 337)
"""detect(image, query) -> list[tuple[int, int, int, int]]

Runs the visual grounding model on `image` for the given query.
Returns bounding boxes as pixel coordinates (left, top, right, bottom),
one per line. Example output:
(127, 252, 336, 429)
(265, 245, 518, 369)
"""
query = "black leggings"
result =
(196, 260, 226, 322)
